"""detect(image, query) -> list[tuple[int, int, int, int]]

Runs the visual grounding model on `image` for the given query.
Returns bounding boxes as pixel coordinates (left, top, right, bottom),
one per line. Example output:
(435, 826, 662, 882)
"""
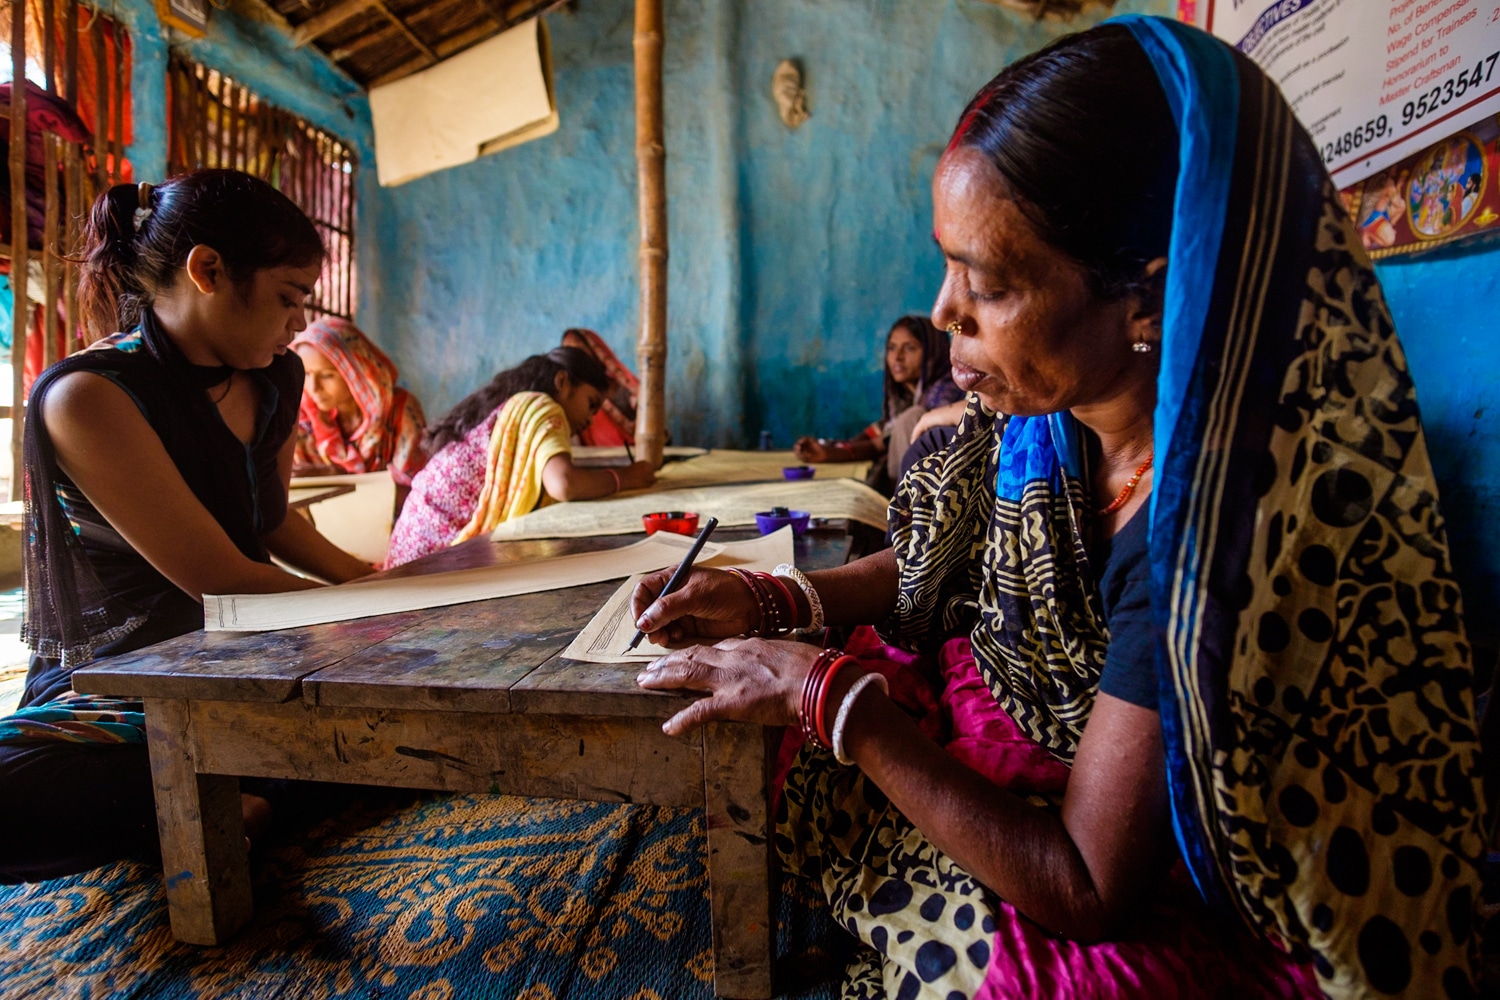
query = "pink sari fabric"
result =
(779, 627, 1320, 1000)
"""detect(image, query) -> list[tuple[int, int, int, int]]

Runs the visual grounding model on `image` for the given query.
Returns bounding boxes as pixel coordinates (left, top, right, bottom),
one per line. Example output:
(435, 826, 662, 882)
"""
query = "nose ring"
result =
(945, 320, 964, 336)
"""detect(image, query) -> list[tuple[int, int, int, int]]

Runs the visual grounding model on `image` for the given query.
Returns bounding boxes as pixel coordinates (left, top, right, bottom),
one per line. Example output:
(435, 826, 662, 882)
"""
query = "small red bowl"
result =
(643, 511, 700, 536)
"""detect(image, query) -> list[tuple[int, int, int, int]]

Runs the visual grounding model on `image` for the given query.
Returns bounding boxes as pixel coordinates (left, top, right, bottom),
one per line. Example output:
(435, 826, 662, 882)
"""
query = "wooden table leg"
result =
(144, 698, 252, 945)
(702, 721, 776, 999)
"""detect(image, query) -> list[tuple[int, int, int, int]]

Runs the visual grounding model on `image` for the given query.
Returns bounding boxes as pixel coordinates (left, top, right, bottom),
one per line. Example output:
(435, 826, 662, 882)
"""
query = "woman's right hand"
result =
(630, 566, 758, 646)
(793, 436, 831, 462)
(619, 460, 657, 491)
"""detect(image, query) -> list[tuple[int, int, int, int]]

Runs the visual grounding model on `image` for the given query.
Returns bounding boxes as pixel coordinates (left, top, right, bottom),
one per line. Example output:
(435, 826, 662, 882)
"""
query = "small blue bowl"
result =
(782, 465, 816, 480)
(754, 509, 811, 536)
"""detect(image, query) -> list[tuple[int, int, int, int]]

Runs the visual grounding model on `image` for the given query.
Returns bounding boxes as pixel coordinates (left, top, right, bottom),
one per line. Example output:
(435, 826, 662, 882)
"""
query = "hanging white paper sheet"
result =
(369, 18, 557, 187)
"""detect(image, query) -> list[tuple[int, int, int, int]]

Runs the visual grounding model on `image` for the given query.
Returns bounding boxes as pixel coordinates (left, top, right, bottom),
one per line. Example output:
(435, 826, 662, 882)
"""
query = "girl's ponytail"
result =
(78, 183, 148, 337)
(74, 170, 324, 341)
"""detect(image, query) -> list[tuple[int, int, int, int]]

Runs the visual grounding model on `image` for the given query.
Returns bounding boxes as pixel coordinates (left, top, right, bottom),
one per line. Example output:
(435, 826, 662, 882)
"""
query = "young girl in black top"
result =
(0, 170, 373, 882)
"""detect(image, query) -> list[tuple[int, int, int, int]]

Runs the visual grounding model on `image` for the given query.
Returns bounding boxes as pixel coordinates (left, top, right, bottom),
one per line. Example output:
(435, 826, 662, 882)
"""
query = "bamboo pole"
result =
(63, 0, 78, 352)
(42, 0, 59, 369)
(109, 13, 120, 180)
(41, 0, 54, 90)
(224, 81, 238, 170)
(11, 0, 30, 497)
(88, 5, 104, 189)
(632, 0, 666, 466)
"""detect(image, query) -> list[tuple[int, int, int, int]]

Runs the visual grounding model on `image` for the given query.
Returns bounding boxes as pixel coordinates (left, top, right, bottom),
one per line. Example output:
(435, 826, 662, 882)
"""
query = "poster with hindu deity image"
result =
(1181, 0, 1500, 188)
(1339, 115, 1500, 257)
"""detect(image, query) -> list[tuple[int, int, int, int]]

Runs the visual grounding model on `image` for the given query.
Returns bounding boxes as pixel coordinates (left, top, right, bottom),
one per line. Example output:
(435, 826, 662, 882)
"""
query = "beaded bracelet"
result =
(728, 568, 769, 635)
(729, 569, 796, 637)
(756, 572, 797, 635)
(773, 563, 825, 633)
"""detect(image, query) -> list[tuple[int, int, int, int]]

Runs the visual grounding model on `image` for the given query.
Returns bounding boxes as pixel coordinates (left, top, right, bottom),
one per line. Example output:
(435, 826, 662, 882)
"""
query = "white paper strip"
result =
(204, 532, 723, 633)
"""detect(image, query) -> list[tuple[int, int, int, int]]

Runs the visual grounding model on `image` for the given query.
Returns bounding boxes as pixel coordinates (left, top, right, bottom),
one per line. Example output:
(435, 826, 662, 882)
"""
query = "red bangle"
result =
(729, 568, 769, 635)
(608, 468, 622, 493)
(813, 655, 857, 749)
(799, 648, 845, 749)
(756, 572, 797, 634)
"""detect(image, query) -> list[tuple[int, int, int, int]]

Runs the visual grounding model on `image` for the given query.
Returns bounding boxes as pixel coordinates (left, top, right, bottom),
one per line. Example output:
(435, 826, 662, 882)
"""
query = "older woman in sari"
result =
(291, 317, 428, 486)
(633, 18, 1486, 1000)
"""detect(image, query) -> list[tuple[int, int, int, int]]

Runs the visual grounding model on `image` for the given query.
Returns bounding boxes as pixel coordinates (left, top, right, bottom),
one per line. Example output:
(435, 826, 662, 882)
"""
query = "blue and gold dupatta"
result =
(1120, 16, 1486, 998)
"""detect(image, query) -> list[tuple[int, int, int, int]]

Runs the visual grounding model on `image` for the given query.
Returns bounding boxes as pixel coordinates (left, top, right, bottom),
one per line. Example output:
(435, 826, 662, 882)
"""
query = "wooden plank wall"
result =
(167, 57, 357, 323)
(4, 0, 126, 497)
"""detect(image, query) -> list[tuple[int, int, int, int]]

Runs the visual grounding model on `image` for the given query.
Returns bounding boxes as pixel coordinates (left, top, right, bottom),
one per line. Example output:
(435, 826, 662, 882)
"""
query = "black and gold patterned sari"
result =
(782, 16, 1487, 1000)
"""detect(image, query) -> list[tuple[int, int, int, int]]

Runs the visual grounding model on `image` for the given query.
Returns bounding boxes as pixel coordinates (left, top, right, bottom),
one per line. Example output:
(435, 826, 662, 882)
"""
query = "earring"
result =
(1132, 340, 1153, 353)
(945, 320, 965, 336)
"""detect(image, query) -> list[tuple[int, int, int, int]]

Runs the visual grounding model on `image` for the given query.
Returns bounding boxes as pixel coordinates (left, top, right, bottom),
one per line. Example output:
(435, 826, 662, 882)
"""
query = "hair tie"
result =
(134, 182, 156, 232)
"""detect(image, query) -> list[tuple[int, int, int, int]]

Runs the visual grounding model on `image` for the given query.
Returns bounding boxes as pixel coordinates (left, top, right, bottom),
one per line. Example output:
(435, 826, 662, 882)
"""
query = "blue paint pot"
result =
(754, 507, 811, 536)
(782, 465, 815, 480)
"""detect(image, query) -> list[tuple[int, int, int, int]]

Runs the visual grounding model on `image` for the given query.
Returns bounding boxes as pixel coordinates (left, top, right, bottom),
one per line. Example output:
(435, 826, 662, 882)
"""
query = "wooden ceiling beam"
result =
(327, 23, 400, 62)
(325, 0, 462, 60)
(373, 0, 439, 64)
(292, 0, 380, 47)
(362, 0, 566, 88)
(366, 20, 491, 87)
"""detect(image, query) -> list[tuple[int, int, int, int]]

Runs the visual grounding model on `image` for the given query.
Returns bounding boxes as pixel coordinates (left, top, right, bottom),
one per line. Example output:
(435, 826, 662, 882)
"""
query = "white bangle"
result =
(832, 672, 887, 765)
(773, 562, 825, 634)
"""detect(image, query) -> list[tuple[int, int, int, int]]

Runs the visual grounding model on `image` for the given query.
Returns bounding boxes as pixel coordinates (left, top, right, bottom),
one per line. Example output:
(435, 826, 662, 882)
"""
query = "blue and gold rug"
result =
(0, 789, 847, 999)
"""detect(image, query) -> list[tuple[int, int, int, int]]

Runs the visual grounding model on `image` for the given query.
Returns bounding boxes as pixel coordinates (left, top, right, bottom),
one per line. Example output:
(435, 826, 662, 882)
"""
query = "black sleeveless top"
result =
(21, 310, 303, 666)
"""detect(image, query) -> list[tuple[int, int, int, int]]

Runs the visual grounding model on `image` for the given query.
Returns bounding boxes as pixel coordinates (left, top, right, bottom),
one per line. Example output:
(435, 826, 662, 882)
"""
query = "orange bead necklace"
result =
(1096, 453, 1153, 516)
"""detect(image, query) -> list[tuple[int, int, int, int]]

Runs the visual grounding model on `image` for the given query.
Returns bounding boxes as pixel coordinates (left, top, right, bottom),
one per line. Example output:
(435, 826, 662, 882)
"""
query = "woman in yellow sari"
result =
(384, 347, 656, 567)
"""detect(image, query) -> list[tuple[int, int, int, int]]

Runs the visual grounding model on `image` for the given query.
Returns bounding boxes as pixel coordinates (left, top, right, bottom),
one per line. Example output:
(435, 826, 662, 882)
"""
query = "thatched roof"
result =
(268, 0, 567, 89)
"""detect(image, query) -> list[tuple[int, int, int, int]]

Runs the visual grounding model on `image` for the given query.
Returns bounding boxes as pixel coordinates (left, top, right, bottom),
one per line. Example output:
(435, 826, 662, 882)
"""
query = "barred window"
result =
(167, 56, 357, 320)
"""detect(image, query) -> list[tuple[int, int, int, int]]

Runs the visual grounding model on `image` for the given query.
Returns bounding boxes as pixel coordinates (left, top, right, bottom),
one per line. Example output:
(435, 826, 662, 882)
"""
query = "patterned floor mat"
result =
(0, 786, 850, 999)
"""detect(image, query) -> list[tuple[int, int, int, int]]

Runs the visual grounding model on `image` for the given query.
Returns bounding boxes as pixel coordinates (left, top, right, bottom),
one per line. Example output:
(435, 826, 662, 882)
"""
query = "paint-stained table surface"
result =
(72, 524, 856, 1000)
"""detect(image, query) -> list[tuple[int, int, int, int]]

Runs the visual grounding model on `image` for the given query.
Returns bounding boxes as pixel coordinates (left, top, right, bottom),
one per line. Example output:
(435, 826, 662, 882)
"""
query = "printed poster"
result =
(1340, 113, 1500, 256)
(1187, 0, 1500, 187)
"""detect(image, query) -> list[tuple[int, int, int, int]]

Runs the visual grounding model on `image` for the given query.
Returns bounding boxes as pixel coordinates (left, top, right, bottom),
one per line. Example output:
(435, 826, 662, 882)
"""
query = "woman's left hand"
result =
(636, 637, 824, 736)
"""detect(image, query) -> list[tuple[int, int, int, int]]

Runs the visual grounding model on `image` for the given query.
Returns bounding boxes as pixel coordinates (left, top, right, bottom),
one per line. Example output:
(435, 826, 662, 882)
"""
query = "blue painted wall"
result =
(364, 0, 1173, 448)
(1374, 240, 1500, 643)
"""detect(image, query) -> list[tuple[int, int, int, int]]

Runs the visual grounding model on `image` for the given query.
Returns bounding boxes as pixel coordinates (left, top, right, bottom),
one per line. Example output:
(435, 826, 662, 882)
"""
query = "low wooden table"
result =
(72, 526, 852, 999)
(286, 482, 357, 511)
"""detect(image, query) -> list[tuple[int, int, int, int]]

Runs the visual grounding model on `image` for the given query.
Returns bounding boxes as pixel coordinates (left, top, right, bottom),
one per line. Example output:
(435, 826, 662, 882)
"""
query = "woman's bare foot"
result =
(241, 792, 273, 851)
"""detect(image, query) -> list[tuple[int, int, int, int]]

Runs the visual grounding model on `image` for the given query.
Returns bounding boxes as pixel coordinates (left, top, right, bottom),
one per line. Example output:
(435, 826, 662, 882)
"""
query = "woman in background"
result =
(795, 315, 963, 494)
(560, 328, 640, 447)
(291, 317, 428, 489)
(385, 347, 656, 567)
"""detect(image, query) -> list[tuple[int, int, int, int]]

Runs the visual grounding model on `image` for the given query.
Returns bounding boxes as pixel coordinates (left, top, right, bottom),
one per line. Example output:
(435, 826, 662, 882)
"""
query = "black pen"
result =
(626, 516, 718, 652)
(624, 441, 635, 463)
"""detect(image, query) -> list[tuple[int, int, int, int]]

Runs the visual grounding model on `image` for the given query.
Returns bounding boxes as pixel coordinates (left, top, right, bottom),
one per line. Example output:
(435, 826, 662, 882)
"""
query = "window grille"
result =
(167, 56, 357, 321)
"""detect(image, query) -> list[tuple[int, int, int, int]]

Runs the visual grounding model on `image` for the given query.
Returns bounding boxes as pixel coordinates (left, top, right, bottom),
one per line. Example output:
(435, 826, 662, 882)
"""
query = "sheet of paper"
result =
(640, 449, 869, 492)
(490, 477, 890, 541)
(204, 532, 724, 633)
(571, 445, 709, 462)
(562, 528, 795, 663)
